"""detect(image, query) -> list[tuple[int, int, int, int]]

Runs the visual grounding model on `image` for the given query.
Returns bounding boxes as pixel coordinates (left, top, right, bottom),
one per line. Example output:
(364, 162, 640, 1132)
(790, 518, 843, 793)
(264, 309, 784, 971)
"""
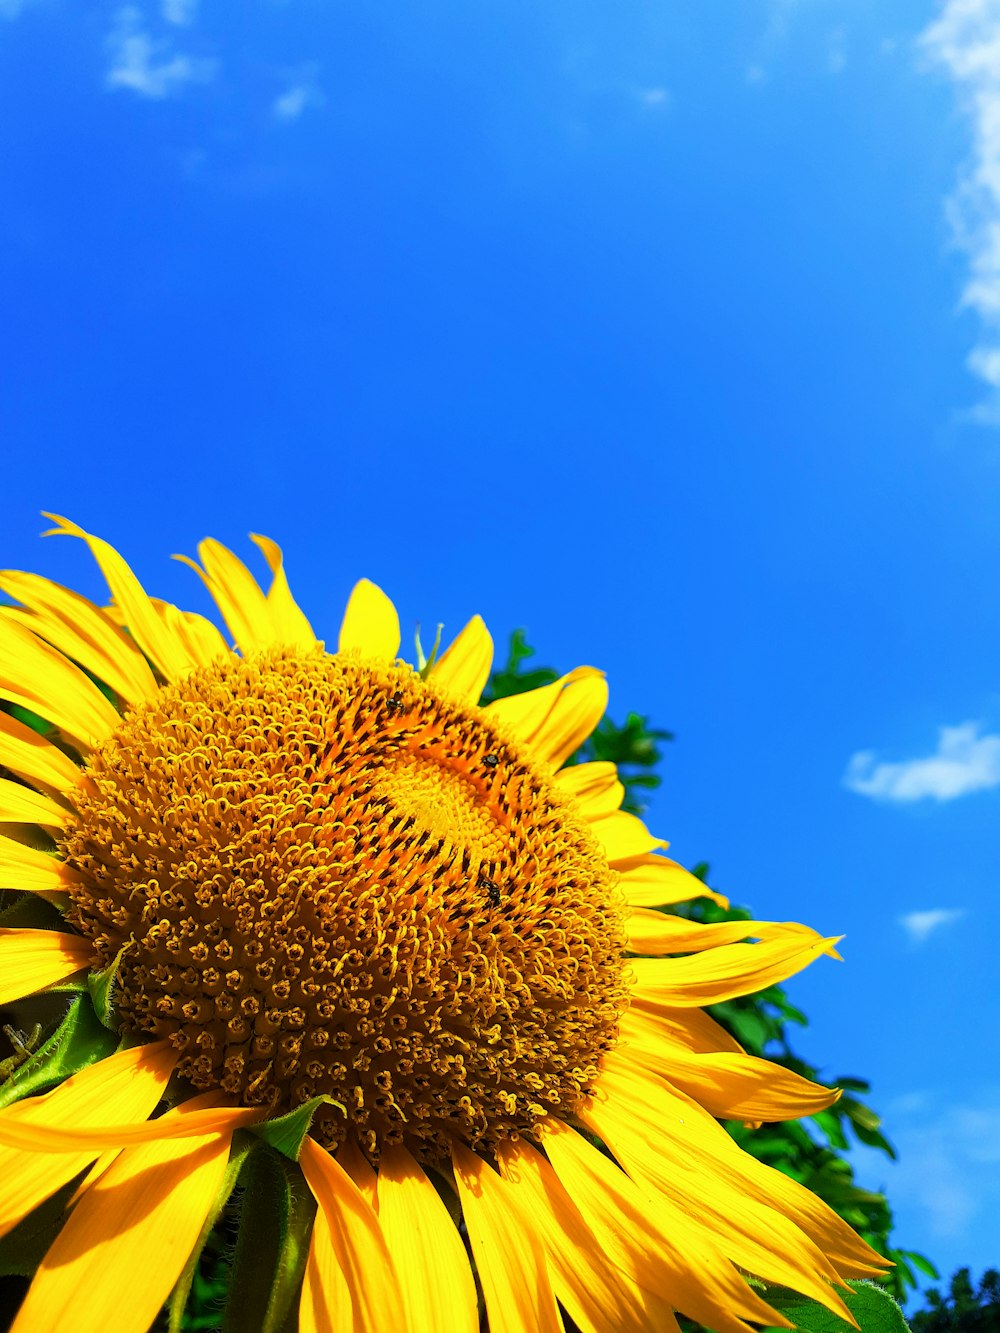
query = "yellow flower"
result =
(0, 516, 887, 1333)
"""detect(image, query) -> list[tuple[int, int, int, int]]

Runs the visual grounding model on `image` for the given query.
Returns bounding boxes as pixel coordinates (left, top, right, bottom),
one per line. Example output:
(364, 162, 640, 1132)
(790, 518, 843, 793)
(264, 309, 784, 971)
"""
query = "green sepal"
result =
(166, 1132, 255, 1333)
(87, 940, 132, 1031)
(415, 622, 443, 676)
(223, 1142, 316, 1333)
(0, 1176, 82, 1276)
(248, 1095, 344, 1162)
(0, 995, 117, 1111)
(762, 1280, 911, 1333)
(0, 894, 67, 932)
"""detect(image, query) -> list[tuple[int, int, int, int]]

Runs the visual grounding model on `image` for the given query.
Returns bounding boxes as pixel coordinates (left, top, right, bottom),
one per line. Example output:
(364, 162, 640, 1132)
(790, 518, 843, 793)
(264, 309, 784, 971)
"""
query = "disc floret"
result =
(62, 647, 629, 1161)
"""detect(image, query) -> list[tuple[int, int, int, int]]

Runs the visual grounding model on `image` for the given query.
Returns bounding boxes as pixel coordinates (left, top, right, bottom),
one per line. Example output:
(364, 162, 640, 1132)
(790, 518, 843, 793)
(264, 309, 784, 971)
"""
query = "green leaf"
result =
(896, 1250, 939, 1281)
(811, 1107, 851, 1152)
(223, 1144, 316, 1333)
(248, 1095, 344, 1162)
(0, 996, 117, 1111)
(763, 1280, 911, 1333)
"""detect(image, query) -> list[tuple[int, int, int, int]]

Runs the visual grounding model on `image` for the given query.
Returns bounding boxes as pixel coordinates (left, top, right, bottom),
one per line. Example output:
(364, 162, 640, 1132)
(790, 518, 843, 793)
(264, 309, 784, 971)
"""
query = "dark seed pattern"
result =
(61, 647, 628, 1163)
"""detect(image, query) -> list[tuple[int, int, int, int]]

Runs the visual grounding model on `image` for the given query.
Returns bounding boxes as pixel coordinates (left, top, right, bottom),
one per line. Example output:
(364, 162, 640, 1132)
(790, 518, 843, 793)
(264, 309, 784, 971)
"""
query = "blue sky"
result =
(1, 0, 998, 1304)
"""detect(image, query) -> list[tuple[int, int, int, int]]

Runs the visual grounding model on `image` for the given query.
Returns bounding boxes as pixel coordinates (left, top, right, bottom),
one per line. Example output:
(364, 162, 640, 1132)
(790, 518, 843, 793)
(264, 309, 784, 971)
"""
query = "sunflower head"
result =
(0, 518, 890, 1333)
(61, 642, 628, 1160)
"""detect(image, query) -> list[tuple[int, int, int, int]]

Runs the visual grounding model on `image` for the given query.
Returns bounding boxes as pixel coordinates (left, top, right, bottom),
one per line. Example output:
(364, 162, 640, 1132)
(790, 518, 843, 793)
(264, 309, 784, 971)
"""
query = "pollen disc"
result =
(62, 648, 628, 1160)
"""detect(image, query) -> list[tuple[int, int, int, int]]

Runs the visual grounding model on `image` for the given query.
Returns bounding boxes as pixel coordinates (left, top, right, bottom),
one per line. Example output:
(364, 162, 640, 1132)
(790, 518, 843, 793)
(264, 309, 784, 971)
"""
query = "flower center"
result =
(61, 648, 628, 1161)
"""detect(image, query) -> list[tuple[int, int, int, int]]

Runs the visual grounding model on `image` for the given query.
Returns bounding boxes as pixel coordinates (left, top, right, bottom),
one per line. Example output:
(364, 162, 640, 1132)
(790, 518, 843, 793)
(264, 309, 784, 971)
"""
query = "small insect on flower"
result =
(478, 874, 502, 909)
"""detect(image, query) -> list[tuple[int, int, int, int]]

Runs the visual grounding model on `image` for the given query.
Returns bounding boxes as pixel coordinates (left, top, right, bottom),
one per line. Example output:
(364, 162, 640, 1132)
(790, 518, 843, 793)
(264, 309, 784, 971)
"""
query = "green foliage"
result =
(911, 1270, 1000, 1333)
(761, 1280, 910, 1333)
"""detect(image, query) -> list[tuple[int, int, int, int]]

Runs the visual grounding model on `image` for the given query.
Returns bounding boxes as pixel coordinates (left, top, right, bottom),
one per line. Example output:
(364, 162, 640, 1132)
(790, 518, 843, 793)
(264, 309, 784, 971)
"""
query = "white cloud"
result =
(272, 71, 323, 122)
(899, 907, 967, 943)
(162, 0, 196, 24)
(638, 87, 670, 108)
(921, 0, 1000, 393)
(106, 6, 215, 99)
(828, 26, 848, 74)
(844, 720, 1000, 802)
(273, 86, 310, 121)
(859, 1089, 1000, 1240)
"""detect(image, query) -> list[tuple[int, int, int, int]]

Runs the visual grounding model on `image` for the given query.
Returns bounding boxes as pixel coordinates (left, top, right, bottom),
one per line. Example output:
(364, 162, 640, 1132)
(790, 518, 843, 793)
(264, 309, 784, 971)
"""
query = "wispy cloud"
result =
(844, 721, 1000, 802)
(920, 0, 1000, 401)
(827, 26, 847, 75)
(863, 1089, 1000, 1240)
(162, 0, 196, 25)
(637, 87, 670, 109)
(272, 69, 324, 123)
(106, 6, 215, 99)
(899, 907, 967, 944)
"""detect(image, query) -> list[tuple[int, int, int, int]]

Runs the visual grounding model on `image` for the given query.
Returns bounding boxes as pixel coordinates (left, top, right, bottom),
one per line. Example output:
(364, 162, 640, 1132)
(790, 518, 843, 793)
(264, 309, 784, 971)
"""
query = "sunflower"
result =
(0, 516, 888, 1333)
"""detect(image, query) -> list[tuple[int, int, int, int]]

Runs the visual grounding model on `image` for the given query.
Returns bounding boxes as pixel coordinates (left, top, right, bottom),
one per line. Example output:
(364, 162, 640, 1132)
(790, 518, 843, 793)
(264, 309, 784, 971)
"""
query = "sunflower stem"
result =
(166, 1132, 254, 1333)
(222, 1142, 316, 1333)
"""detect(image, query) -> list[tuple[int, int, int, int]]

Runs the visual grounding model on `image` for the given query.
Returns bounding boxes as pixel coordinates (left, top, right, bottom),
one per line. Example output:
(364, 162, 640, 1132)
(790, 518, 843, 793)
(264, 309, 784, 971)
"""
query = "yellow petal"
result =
(0, 834, 72, 897)
(451, 1140, 562, 1333)
(337, 1137, 379, 1208)
(541, 1117, 781, 1333)
(66, 1149, 119, 1207)
(725, 1133, 893, 1279)
(173, 543, 269, 655)
(427, 615, 494, 703)
(377, 1145, 478, 1333)
(299, 1136, 406, 1333)
(582, 1057, 860, 1318)
(496, 1137, 651, 1333)
(590, 810, 667, 862)
(484, 666, 598, 749)
(0, 614, 120, 751)
(553, 761, 624, 819)
(621, 1004, 745, 1057)
(0, 708, 84, 796)
(11, 1106, 232, 1333)
(629, 932, 842, 1007)
(618, 1019, 839, 1119)
(250, 534, 318, 649)
(0, 1042, 176, 1237)
(0, 778, 71, 830)
(43, 514, 199, 682)
(0, 1094, 259, 1152)
(0, 572, 159, 706)
(526, 672, 609, 769)
(625, 911, 821, 955)
(151, 598, 230, 667)
(0, 928, 92, 1004)
(337, 579, 401, 660)
(616, 854, 728, 908)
